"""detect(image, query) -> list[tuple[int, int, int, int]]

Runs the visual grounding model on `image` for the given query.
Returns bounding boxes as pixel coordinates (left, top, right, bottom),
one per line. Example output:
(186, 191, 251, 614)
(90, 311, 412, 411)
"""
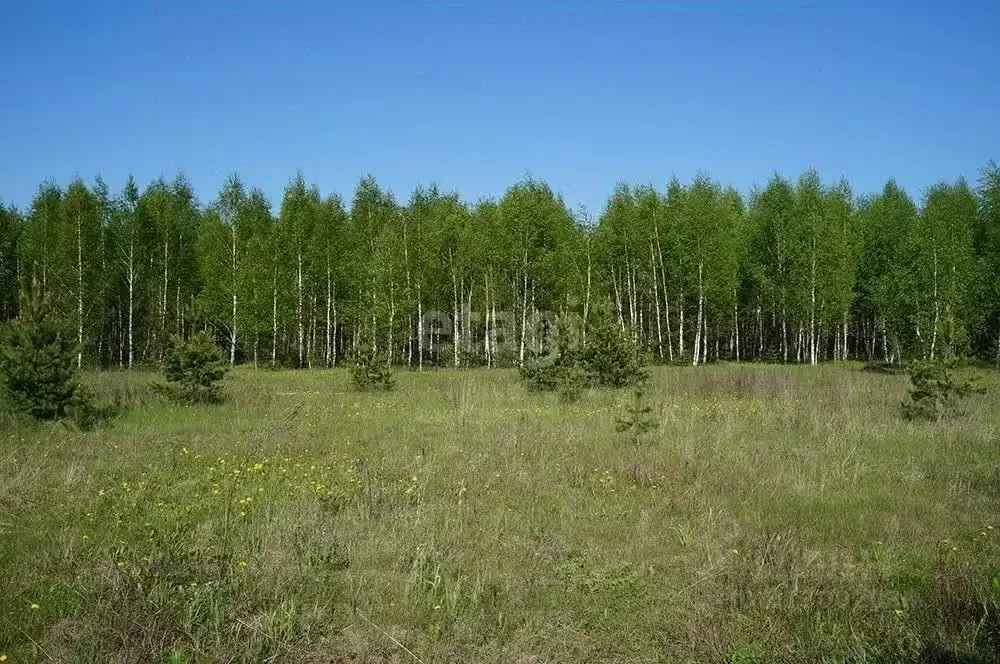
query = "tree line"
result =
(1, 163, 999, 369)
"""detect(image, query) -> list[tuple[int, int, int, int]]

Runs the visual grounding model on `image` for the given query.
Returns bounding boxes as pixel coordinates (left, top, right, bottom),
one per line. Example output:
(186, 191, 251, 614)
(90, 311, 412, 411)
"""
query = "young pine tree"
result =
(0, 293, 87, 420)
(577, 306, 648, 388)
(350, 350, 395, 392)
(902, 357, 984, 421)
(154, 332, 229, 404)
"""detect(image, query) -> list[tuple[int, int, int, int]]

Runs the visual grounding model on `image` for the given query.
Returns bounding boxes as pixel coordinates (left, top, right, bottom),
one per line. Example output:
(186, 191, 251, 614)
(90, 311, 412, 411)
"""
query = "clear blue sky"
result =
(1, 1, 998, 215)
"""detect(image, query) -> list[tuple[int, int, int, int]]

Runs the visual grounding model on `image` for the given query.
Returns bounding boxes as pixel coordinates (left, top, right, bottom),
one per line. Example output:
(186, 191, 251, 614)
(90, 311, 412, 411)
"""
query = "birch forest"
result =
(2, 163, 1000, 369)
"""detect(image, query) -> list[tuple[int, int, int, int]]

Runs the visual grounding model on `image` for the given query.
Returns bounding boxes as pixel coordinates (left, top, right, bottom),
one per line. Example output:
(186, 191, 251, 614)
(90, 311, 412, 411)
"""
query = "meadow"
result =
(1, 365, 999, 663)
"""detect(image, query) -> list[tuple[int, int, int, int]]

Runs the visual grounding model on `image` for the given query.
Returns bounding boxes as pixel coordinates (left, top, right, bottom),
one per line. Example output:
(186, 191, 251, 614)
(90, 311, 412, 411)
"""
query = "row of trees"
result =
(1, 164, 999, 369)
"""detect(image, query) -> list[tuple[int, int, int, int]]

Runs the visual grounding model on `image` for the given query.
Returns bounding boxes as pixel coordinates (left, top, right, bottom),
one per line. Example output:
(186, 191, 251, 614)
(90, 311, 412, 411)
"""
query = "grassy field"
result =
(2, 365, 999, 663)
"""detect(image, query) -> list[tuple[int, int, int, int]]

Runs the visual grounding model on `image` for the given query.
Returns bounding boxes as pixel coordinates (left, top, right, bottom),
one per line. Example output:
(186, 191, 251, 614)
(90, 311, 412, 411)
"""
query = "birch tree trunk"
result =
(692, 262, 703, 366)
(417, 285, 424, 370)
(127, 240, 135, 368)
(734, 289, 740, 362)
(297, 249, 304, 367)
(678, 297, 685, 361)
(483, 272, 491, 366)
(389, 279, 396, 365)
(650, 243, 663, 358)
(271, 268, 277, 367)
(654, 234, 674, 361)
(519, 256, 528, 365)
(325, 259, 332, 367)
(583, 243, 592, 344)
(611, 266, 624, 332)
(930, 246, 939, 359)
(230, 222, 238, 365)
(809, 237, 817, 365)
(452, 251, 460, 368)
(161, 240, 168, 353)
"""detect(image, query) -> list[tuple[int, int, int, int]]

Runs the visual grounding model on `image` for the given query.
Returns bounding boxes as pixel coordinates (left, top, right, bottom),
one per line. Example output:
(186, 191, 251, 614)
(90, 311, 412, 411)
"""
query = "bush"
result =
(902, 357, 984, 421)
(0, 294, 91, 421)
(350, 351, 395, 391)
(153, 332, 228, 404)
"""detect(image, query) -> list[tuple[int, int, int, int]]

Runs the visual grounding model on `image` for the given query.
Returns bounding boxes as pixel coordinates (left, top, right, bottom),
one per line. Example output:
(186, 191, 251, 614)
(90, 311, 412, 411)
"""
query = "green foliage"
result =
(520, 309, 647, 397)
(577, 308, 648, 388)
(9, 163, 1000, 369)
(518, 353, 588, 402)
(556, 362, 588, 403)
(350, 351, 395, 391)
(518, 354, 562, 392)
(0, 293, 90, 421)
(0, 203, 20, 322)
(153, 332, 228, 404)
(615, 387, 658, 446)
(726, 645, 764, 664)
(902, 358, 985, 421)
(521, 314, 583, 395)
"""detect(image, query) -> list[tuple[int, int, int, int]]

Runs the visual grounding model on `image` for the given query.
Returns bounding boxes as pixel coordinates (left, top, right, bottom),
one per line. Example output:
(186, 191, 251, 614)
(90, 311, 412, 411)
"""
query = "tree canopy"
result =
(2, 165, 999, 368)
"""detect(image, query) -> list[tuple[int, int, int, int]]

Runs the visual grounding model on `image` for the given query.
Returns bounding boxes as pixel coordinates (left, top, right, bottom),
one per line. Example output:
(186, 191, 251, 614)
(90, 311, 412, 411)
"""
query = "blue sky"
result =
(1, 1, 998, 215)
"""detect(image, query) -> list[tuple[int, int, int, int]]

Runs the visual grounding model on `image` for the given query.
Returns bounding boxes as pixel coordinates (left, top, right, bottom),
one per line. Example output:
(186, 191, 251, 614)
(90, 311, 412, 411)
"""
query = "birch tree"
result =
(107, 176, 148, 367)
(310, 194, 347, 366)
(277, 174, 320, 367)
(853, 181, 916, 362)
(680, 176, 741, 365)
(912, 181, 979, 358)
(747, 175, 801, 361)
(21, 183, 62, 299)
(58, 179, 104, 366)
(198, 175, 245, 363)
(241, 188, 274, 367)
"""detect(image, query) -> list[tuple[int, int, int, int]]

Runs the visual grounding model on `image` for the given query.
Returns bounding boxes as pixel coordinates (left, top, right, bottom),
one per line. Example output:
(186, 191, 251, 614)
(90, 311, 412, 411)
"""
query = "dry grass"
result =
(1, 364, 999, 663)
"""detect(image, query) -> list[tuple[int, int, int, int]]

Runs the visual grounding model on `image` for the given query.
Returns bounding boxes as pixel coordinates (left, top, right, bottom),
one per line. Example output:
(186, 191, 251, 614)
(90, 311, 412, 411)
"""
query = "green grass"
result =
(2, 365, 999, 663)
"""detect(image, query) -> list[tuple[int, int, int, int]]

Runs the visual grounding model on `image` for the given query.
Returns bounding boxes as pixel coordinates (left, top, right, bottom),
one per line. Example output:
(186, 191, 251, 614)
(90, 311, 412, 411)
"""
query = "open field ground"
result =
(2, 366, 999, 663)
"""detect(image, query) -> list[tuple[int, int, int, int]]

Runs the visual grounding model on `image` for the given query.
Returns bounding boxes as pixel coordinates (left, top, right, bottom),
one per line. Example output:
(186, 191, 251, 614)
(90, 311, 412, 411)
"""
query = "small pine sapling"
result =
(577, 306, 648, 388)
(154, 332, 229, 404)
(350, 351, 395, 391)
(902, 357, 985, 421)
(616, 387, 659, 446)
